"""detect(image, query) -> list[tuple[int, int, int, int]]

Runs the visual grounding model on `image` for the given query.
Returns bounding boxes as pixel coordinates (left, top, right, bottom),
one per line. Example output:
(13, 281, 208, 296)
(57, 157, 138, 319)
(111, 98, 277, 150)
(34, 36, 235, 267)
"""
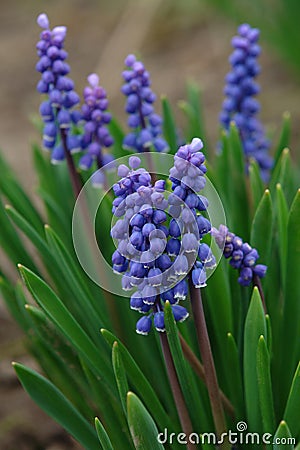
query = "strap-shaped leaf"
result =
(227, 122, 249, 236)
(179, 82, 206, 146)
(13, 363, 99, 450)
(101, 329, 174, 431)
(276, 184, 288, 285)
(273, 111, 291, 167)
(281, 190, 300, 391)
(81, 358, 132, 450)
(244, 287, 266, 433)
(256, 335, 275, 434)
(273, 421, 294, 450)
(127, 391, 164, 450)
(249, 159, 265, 211)
(162, 96, 177, 154)
(0, 151, 44, 234)
(18, 265, 113, 386)
(284, 362, 300, 440)
(112, 341, 129, 415)
(44, 225, 108, 329)
(226, 333, 244, 419)
(250, 189, 273, 264)
(270, 148, 295, 205)
(95, 417, 114, 450)
(0, 199, 38, 271)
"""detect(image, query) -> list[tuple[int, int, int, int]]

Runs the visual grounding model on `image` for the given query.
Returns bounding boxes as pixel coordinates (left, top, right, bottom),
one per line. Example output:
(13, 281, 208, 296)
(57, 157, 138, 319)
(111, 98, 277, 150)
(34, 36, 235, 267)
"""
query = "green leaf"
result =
(204, 261, 233, 395)
(161, 96, 177, 153)
(108, 118, 127, 159)
(81, 360, 132, 450)
(244, 287, 267, 433)
(95, 417, 114, 450)
(0, 199, 38, 272)
(0, 278, 31, 332)
(256, 335, 275, 434)
(112, 341, 129, 415)
(101, 329, 174, 432)
(281, 189, 300, 391)
(273, 421, 294, 450)
(226, 333, 244, 419)
(250, 189, 273, 263)
(18, 265, 113, 386)
(284, 362, 300, 440)
(265, 314, 273, 357)
(5, 205, 60, 282)
(275, 184, 289, 286)
(270, 148, 295, 205)
(274, 111, 291, 167)
(0, 152, 44, 234)
(13, 363, 100, 450)
(33, 144, 73, 218)
(127, 391, 164, 450)
(44, 224, 108, 331)
(249, 159, 265, 211)
(179, 82, 206, 145)
(227, 122, 249, 236)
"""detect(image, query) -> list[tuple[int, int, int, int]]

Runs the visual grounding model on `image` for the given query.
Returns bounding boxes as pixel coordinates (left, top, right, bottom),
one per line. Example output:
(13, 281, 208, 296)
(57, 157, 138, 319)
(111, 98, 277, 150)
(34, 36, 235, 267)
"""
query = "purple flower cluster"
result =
(36, 13, 81, 163)
(169, 138, 216, 288)
(212, 224, 267, 286)
(79, 74, 114, 187)
(111, 156, 189, 335)
(111, 138, 216, 335)
(219, 23, 273, 181)
(122, 54, 169, 153)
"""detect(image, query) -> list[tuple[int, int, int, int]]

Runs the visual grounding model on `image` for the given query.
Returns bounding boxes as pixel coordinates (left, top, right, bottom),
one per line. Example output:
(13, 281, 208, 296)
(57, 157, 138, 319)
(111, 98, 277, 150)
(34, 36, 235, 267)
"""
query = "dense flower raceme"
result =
(111, 138, 216, 335)
(78, 74, 114, 187)
(212, 224, 267, 286)
(122, 54, 169, 153)
(36, 13, 81, 163)
(219, 23, 273, 181)
(36, 14, 114, 187)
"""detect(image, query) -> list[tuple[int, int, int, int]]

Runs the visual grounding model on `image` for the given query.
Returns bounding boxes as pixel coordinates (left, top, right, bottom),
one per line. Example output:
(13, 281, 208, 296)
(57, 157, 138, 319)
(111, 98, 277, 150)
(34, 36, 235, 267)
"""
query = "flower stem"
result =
(60, 128, 83, 198)
(159, 331, 196, 450)
(178, 333, 235, 420)
(188, 278, 228, 446)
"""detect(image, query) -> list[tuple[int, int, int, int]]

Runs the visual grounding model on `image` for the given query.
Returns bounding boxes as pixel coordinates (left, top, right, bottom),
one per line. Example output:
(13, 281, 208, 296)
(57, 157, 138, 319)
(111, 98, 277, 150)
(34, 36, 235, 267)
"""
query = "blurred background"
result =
(1, 0, 300, 448)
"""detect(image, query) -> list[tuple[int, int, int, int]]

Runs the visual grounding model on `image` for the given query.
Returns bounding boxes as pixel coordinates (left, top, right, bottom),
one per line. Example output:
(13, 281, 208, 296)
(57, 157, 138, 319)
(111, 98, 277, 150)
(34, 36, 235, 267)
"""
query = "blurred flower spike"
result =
(122, 54, 169, 153)
(219, 23, 273, 180)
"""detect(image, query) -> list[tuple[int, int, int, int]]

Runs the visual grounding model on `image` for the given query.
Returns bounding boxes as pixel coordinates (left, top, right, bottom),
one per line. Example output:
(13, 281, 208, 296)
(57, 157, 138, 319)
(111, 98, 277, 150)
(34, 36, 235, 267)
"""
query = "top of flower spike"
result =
(37, 13, 50, 29)
(37, 13, 67, 38)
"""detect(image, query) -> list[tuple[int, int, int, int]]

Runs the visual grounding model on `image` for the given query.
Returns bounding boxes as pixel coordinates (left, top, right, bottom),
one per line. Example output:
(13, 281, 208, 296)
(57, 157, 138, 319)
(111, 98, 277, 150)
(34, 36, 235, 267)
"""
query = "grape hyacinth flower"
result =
(212, 224, 267, 286)
(219, 23, 273, 181)
(36, 13, 81, 164)
(111, 138, 216, 335)
(169, 138, 216, 289)
(122, 54, 169, 153)
(79, 73, 115, 187)
(111, 156, 189, 335)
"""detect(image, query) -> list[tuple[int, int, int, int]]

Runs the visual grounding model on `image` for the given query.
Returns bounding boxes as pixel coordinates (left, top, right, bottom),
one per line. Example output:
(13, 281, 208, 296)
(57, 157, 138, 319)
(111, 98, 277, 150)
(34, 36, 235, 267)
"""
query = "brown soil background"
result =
(1, 1, 300, 448)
